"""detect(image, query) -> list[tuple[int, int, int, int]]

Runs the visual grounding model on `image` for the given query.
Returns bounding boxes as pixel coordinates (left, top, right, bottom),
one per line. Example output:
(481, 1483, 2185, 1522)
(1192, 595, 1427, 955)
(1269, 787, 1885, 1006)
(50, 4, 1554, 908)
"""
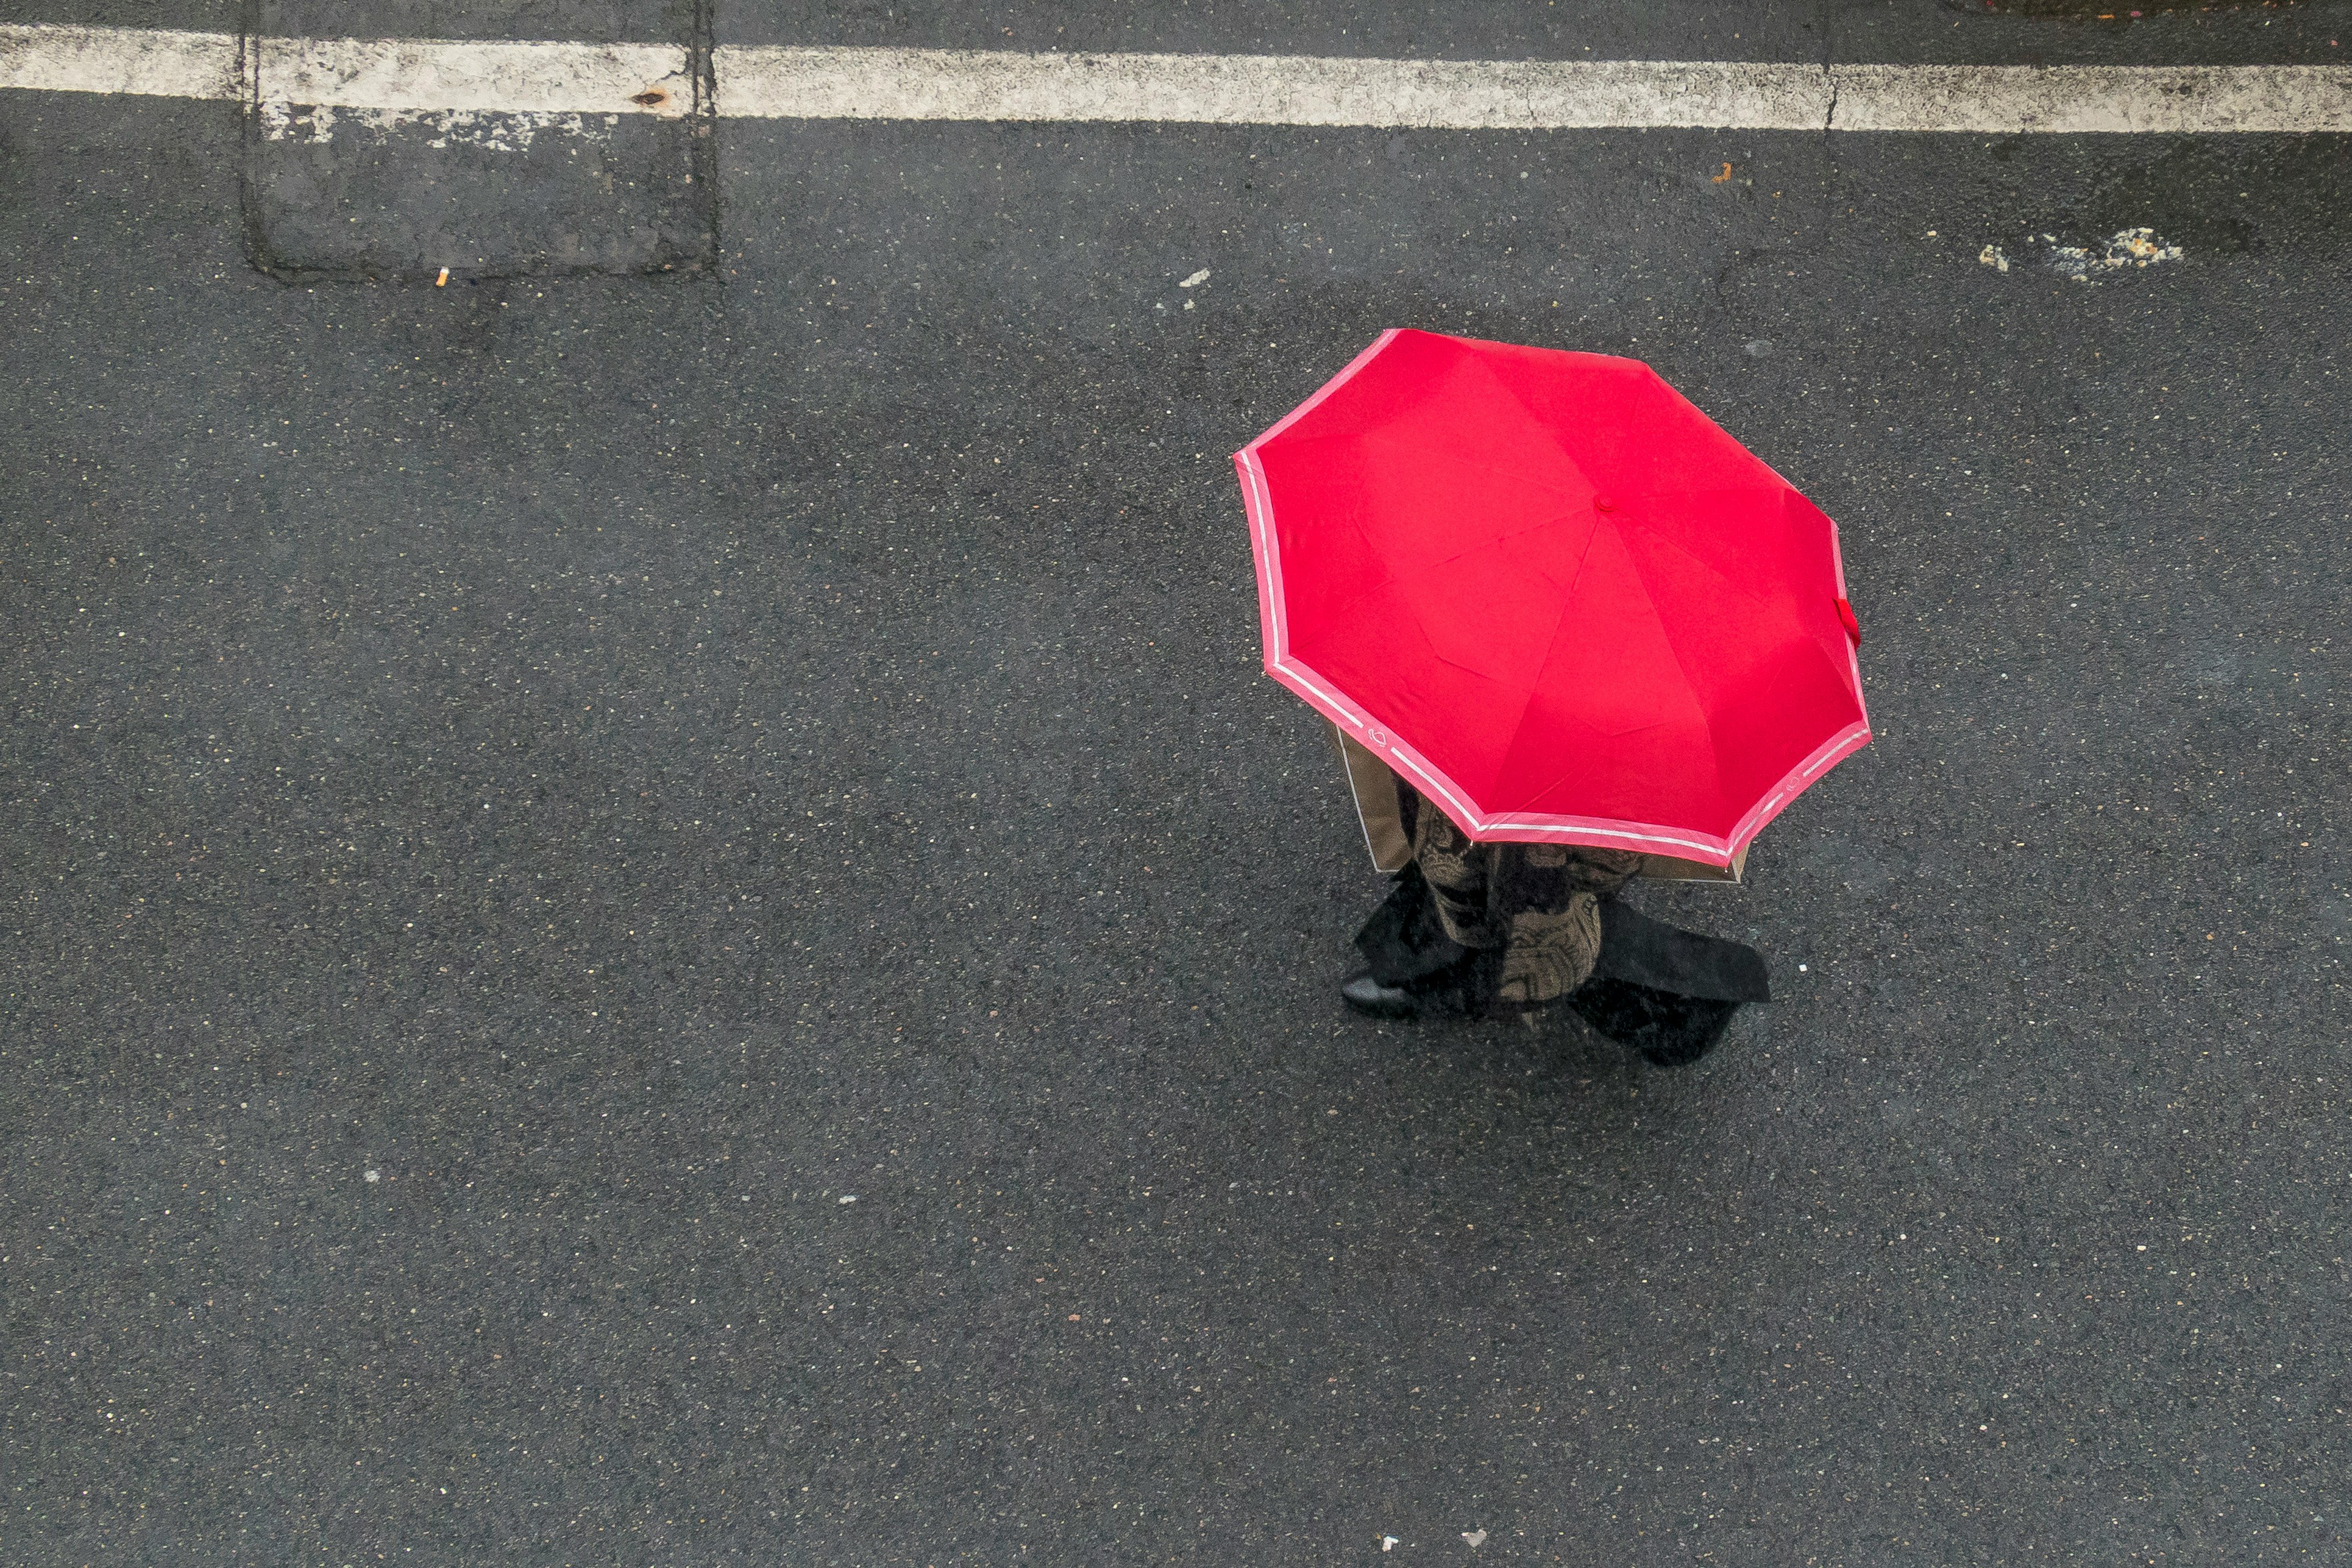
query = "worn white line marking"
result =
(714, 47, 1837, 129)
(1, 24, 688, 116)
(719, 48, 2352, 133)
(260, 35, 689, 117)
(1, 23, 236, 99)
(6, 25, 2350, 133)
(1827, 62, 2351, 133)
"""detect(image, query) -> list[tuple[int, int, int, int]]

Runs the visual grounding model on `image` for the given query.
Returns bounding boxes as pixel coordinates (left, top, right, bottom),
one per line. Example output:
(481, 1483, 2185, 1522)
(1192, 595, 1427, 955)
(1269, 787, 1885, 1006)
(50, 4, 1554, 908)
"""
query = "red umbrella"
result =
(1235, 329, 1869, 868)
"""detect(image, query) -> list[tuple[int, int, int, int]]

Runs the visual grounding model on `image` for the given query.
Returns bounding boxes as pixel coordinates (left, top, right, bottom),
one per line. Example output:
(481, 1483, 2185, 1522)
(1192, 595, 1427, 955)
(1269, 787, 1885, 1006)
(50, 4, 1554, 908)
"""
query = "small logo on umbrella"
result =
(1368, 726, 1389, 747)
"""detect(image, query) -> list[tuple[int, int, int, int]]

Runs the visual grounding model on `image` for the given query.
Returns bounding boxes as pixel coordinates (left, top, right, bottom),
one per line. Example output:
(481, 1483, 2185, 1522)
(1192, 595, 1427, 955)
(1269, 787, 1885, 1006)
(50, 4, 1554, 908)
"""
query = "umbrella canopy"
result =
(1235, 328, 1869, 868)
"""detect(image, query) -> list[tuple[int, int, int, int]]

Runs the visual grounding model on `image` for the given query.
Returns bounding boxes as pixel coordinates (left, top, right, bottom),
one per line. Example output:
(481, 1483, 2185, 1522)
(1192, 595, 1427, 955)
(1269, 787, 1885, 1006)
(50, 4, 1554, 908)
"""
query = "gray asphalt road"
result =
(4, 5, 2349, 1564)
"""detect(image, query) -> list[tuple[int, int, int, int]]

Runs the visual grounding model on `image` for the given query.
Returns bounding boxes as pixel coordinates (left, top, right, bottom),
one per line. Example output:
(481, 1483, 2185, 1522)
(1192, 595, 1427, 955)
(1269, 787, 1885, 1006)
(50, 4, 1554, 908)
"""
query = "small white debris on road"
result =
(1463, 1528, 1488, 1547)
(1179, 269, 1210, 287)
(838, 1194, 858, 1204)
(2048, 227, 2183, 281)
(363, 1169, 382, 1182)
(1381, 1536, 1400, 1552)
(1980, 228, 2182, 283)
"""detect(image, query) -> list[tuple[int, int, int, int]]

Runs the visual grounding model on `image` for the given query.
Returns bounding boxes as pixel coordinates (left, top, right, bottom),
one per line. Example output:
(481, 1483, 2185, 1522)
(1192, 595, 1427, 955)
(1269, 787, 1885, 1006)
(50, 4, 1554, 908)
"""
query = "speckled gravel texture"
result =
(3, 3, 2348, 1563)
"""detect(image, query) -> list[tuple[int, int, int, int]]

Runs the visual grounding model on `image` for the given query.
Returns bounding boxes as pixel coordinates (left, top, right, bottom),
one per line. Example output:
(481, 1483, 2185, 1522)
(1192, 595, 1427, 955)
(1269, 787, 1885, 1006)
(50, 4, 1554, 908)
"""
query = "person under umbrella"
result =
(1328, 724, 1771, 1066)
(1234, 330, 1871, 1065)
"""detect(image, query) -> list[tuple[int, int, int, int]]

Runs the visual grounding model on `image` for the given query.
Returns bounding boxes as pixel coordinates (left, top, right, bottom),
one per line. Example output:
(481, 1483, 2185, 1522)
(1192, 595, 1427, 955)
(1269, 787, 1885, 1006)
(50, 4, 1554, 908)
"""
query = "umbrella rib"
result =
(1479, 522, 1602, 813)
(1407, 508, 1588, 574)
(1608, 489, 1788, 614)
(1473, 360, 1610, 480)
(1607, 516, 1746, 818)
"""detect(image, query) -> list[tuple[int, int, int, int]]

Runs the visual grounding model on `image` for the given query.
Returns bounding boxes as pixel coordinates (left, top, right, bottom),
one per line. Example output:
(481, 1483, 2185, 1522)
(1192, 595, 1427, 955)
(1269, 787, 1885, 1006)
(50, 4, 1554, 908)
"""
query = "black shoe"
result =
(1340, 971, 1421, 1020)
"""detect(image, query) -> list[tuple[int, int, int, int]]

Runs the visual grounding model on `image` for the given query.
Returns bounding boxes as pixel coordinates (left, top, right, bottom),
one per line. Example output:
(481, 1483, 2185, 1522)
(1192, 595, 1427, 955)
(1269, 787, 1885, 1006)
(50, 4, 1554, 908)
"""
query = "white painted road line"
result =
(264, 36, 690, 118)
(6, 23, 2351, 133)
(714, 48, 1838, 129)
(1825, 62, 2352, 133)
(1, 23, 235, 100)
(0, 25, 691, 116)
(717, 47, 2352, 133)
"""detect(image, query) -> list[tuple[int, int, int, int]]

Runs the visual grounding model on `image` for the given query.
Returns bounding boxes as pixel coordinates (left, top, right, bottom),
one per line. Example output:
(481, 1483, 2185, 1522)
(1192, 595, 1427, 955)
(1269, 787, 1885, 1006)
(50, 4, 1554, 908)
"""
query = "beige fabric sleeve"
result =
(1327, 723, 1412, 871)
(1635, 847, 1747, 883)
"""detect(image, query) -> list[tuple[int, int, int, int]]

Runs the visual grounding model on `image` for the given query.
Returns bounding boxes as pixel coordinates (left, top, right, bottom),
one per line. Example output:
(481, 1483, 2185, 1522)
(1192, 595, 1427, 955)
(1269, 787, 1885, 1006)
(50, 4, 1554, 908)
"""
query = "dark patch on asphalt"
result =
(1964, 132, 2351, 262)
(238, 0, 720, 282)
(239, 108, 719, 282)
